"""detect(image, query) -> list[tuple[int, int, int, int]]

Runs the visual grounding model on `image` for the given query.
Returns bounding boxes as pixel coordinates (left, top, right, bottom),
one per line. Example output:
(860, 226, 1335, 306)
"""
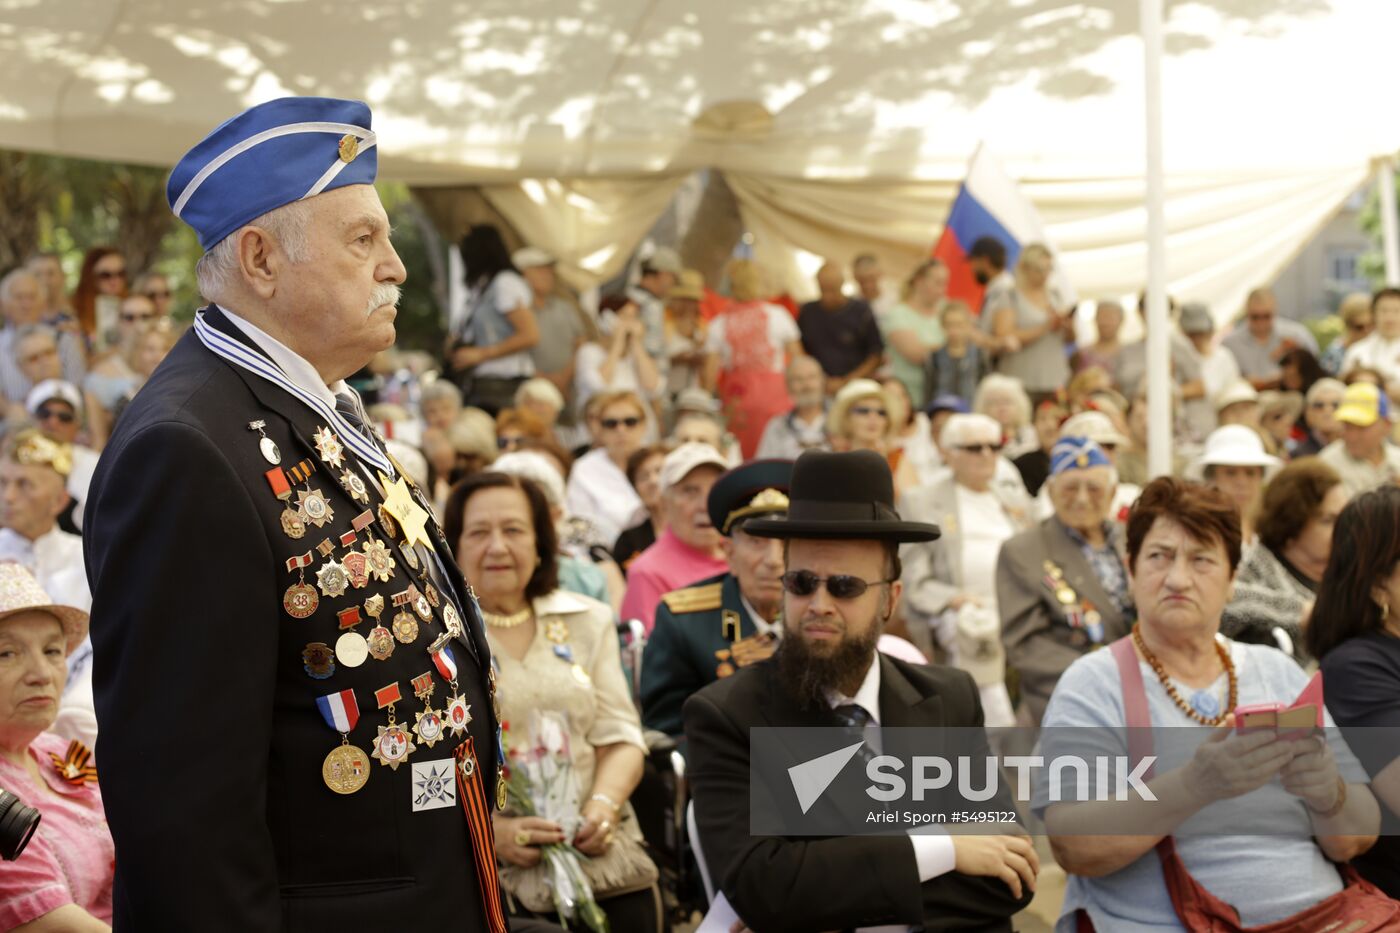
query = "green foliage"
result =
(6, 151, 449, 346)
(1357, 171, 1395, 289)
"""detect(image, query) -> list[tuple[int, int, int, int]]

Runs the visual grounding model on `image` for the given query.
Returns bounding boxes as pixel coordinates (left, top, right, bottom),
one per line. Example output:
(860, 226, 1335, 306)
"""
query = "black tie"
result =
(334, 391, 373, 445)
(832, 703, 881, 761)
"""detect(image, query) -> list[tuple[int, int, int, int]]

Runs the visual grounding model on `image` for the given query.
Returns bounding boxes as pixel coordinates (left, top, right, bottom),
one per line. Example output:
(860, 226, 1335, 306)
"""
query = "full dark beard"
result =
(777, 622, 882, 711)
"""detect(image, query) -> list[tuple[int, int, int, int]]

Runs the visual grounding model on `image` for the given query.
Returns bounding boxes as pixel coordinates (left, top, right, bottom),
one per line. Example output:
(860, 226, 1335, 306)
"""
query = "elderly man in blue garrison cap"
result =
(84, 99, 514, 932)
(996, 436, 1136, 725)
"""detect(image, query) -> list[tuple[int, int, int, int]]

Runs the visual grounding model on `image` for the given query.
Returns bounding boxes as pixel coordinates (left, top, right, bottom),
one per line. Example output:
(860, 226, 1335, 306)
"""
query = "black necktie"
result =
(832, 703, 881, 760)
(334, 391, 373, 445)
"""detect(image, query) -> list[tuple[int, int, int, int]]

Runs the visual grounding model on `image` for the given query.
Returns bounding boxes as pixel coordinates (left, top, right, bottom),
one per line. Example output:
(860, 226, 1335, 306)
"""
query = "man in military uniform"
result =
(85, 98, 513, 931)
(639, 459, 791, 738)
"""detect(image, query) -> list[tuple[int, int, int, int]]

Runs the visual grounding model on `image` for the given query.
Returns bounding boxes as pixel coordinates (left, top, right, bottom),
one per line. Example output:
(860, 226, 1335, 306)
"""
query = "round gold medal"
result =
(367, 625, 395, 660)
(392, 610, 420, 644)
(322, 743, 370, 795)
(284, 583, 319, 619)
(335, 631, 370, 668)
(281, 507, 306, 540)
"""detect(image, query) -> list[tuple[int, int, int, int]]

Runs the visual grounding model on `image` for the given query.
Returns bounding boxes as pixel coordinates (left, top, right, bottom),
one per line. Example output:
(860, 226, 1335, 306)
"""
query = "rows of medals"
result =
(250, 419, 494, 798)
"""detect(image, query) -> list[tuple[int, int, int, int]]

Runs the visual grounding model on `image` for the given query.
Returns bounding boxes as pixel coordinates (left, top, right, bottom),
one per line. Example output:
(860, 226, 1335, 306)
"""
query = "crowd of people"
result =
(7, 194, 1400, 932)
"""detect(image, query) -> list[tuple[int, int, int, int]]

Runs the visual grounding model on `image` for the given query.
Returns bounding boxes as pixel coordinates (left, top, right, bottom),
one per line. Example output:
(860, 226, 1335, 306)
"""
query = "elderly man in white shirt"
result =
(1340, 287, 1400, 391)
(899, 413, 1033, 727)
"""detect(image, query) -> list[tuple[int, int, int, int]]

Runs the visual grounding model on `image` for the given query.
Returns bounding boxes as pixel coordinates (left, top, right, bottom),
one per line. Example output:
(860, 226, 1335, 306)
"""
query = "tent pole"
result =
(1142, 0, 1171, 479)
(1379, 156, 1400, 285)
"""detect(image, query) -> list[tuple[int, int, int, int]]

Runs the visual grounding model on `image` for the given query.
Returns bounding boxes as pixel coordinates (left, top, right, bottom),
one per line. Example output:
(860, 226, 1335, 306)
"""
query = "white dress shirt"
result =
(740, 592, 782, 639)
(564, 447, 643, 549)
(826, 656, 956, 932)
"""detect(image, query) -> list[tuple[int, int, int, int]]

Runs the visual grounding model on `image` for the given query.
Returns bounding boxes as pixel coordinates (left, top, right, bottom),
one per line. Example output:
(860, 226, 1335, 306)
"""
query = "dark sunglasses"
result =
(601, 416, 642, 430)
(142, 289, 172, 300)
(781, 570, 893, 600)
(1310, 400, 1340, 410)
(121, 312, 156, 323)
(35, 406, 75, 424)
(1348, 322, 1371, 333)
(497, 436, 521, 449)
(956, 442, 1003, 454)
(1247, 313, 1274, 322)
(96, 269, 126, 280)
(849, 406, 887, 418)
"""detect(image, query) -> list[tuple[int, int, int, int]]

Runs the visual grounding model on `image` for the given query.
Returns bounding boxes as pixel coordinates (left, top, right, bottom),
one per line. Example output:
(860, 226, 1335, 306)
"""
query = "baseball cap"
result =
(659, 442, 728, 494)
(1336, 382, 1392, 427)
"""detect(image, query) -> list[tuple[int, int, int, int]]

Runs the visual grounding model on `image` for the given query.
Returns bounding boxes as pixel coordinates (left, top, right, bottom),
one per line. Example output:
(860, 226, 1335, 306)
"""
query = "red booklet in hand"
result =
(1234, 671, 1323, 735)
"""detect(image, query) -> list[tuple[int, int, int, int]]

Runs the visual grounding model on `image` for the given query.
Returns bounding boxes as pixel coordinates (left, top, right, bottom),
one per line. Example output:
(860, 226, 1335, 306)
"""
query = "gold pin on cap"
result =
(338, 134, 359, 163)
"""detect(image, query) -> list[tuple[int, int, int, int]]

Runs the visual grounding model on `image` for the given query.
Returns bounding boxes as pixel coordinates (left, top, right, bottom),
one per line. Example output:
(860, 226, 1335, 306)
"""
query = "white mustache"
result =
(365, 283, 401, 317)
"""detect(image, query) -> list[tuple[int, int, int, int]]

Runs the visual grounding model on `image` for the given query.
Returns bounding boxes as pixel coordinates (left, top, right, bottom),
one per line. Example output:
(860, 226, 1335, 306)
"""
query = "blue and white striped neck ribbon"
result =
(193, 309, 393, 476)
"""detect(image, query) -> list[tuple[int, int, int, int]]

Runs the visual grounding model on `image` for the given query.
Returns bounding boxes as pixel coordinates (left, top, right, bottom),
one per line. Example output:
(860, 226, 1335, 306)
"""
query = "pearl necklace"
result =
(1132, 623, 1237, 726)
(482, 606, 532, 629)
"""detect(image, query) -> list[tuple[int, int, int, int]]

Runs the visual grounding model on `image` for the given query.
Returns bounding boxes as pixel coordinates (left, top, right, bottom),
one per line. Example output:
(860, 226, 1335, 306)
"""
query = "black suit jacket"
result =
(683, 654, 1031, 933)
(85, 307, 500, 931)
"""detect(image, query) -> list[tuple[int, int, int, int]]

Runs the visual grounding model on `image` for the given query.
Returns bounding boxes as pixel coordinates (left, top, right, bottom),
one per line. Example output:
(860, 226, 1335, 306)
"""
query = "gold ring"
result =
(514, 830, 530, 846)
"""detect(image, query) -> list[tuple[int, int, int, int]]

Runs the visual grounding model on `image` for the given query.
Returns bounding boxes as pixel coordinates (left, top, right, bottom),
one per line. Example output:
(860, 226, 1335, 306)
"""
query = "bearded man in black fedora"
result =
(682, 449, 1037, 932)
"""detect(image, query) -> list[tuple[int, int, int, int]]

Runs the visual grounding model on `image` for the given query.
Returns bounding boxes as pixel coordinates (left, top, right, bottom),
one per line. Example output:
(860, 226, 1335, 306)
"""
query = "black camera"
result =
(0, 786, 40, 861)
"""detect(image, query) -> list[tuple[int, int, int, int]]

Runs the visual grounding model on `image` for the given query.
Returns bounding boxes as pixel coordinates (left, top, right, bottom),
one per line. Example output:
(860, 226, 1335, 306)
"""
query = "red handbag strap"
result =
(1109, 635, 1156, 780)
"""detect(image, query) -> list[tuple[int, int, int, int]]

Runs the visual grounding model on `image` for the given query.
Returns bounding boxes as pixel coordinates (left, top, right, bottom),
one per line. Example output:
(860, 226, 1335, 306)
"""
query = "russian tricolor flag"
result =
(932, 145, 1068, 312)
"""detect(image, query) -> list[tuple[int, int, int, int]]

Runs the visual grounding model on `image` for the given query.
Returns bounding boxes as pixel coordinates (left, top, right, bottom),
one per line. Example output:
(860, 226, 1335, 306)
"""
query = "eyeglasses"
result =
(1309, 400, 1340, 410)
(96, 269, 126, 280)
(35, 406, 75, 424)
(781, 570, 894, 600)
(121, 312, 157, 323)
(21, 348, 57, 365)
(1348, 322, 1371, 333)
(497, 436, 521, 450)
(849, 406, 887, 418)
(142, 290, 171, 300)
(601, 416, 642, 430)
(956, 442, 1003, 455)
(1247, 313, 1274, 322)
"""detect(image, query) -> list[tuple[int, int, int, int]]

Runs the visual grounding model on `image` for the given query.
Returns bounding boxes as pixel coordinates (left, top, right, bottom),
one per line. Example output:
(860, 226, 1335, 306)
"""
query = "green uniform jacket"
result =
(640, 572, 773, 737)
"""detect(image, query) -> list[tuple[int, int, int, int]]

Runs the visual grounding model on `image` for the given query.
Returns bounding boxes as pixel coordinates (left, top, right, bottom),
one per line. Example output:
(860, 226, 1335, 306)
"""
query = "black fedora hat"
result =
(743, 449, 940, 543)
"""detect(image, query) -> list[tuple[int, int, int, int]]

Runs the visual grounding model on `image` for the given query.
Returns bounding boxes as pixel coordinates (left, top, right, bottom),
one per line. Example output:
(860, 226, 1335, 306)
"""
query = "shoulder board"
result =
(661, 582, 724, 614)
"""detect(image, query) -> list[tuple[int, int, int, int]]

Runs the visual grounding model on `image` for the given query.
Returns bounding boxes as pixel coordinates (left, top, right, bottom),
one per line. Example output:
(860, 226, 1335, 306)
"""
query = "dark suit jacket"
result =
(997, 517, 1132, 725)
(85, 307, 500, 931)
(683, 654, 1031, 932)
(640, 572, 766, 737)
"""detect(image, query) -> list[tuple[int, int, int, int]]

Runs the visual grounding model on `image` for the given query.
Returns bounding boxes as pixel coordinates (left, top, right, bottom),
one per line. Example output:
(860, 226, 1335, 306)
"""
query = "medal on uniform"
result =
(316, 555, 350, 598)
(335, 606, 370, 668)
(313, 425, 346, 469)
(1084, 604, 1104, 644)
(317, 688, 370, 795)
(391, 588, 420, 644)
(371, 681, 416, 770)
(433, 647, 472, 737)
(362, 537, 396, 583)
(297, 487, 335, 529)
(303, 641, 335, 679)
(380, 472, 434, 550)
(264, 466, 306, 540)
(378, 504, 399, 540)
(365, 595, 395, 661)
(339, 468, 369, 505)
(248, 420, 281, 465)
(428, 599, 464, 655)
(411, 585, 433, 623)
(284, 551, 319, 619)
(424, 583, 441, 609)
(544, 617, 568, 645)
(410, 671, 445, 748)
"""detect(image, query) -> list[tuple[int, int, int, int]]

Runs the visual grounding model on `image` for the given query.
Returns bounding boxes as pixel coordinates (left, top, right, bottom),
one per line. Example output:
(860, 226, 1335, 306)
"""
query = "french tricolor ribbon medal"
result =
(317, 688, 360, 735)
(435, 647, 472, 738)
(317, 689, 370, 795)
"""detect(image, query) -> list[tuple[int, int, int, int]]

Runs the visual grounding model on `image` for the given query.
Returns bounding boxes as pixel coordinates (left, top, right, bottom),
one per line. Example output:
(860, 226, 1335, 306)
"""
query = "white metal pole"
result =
(1379, 156, 1400, 285)
(1142, 0, 1171, 479)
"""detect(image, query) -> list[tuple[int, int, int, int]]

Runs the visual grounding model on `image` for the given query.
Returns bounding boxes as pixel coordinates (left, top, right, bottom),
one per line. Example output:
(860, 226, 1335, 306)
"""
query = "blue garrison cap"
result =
(924, 394, 970, 417)
(167, 97, 379, 250)
(1050, 436, 1111, 477)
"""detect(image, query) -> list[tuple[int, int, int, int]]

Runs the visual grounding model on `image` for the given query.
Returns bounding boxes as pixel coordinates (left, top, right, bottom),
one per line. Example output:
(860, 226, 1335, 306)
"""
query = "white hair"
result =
(493, 451, 566, 508)
(0, 269, 38, 303)
(939, 412, 1002, 450)
(514, 377, 564, 412)
(1305, 378, 1345, 405)
(421, 379, 464, 407)
(973, 374, 1033, 430)
(195, 199, 313, 301)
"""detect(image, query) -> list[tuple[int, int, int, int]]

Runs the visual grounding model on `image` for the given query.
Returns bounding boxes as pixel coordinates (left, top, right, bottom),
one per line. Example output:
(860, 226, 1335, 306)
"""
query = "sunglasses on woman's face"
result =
(601, 416, 642, 430)
(35, 406, 75, 424)
(121, 311, 157, 324)
(142, 289, 171, 300)
(850, 406, 887, 418)
(780, 570, 892, 600)
(96, 269, 126, 280)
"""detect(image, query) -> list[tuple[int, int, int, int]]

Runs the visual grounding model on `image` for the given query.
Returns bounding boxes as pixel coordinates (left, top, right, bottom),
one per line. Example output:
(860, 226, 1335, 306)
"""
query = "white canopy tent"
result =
(2, 0, 1395, 317)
